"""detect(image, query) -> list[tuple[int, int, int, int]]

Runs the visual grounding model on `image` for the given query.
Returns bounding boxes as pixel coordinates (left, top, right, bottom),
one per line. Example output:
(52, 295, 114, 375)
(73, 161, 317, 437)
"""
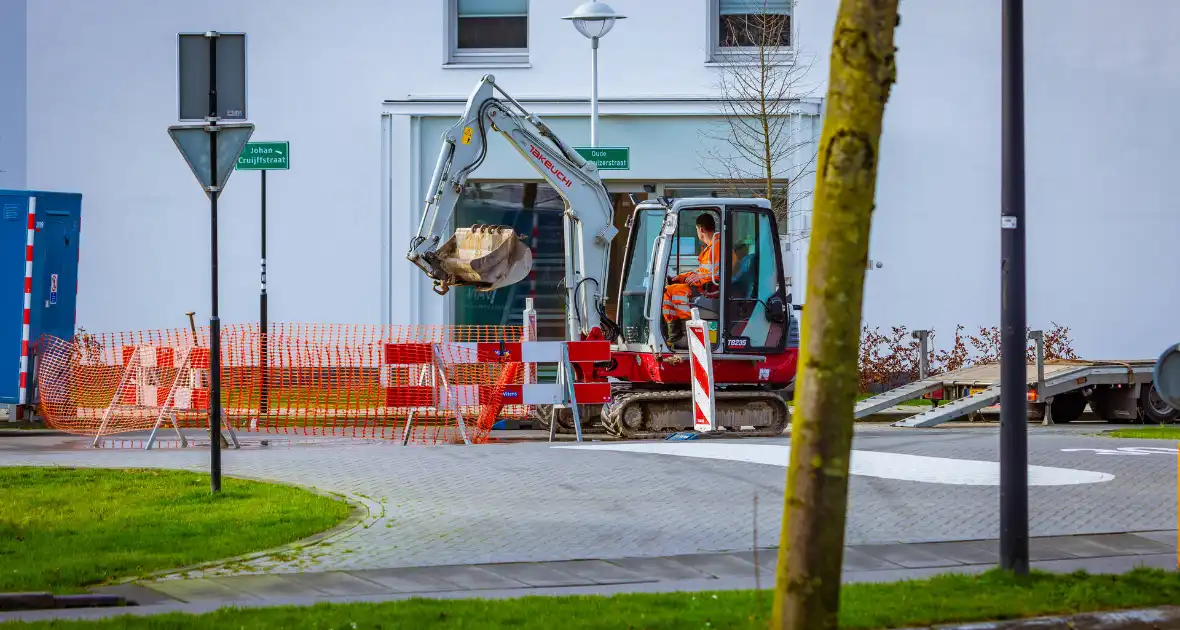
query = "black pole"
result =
(259, 170, 269, 416)
(1000, 0, 1028, 574)
(207, 33, 223, 494)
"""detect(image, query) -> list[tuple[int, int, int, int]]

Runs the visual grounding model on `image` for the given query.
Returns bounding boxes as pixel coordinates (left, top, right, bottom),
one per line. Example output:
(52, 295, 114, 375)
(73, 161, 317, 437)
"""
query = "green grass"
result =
(1103, 425, 1180, 440)
(6, 568, 1180, 629)
(0, 467, 351, 594)
(857, 392, 940, 407)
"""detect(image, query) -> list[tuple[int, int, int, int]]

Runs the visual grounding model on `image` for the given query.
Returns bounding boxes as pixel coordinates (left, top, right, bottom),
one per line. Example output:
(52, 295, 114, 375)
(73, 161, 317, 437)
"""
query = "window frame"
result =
(445, 0, 531, 68)
(705, 0, 795, 65)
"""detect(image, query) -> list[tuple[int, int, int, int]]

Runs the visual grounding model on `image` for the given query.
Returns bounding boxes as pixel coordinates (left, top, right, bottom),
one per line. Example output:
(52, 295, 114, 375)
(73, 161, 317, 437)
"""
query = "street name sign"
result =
(237, 142, 290, 170)
(168, 123, 255, 198)
(574, 146, 629, 171)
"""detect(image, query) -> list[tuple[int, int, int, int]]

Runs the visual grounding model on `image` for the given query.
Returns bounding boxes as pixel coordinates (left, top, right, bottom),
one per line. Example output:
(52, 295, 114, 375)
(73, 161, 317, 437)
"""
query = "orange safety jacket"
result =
(663, 233, 721, 321)
(673, 234, 720, 288)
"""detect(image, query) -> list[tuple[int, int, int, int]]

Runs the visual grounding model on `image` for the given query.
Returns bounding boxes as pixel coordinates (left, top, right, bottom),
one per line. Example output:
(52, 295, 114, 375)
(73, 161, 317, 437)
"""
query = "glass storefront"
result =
(453, 182, 567, 340)
(451, 181, 788, 343)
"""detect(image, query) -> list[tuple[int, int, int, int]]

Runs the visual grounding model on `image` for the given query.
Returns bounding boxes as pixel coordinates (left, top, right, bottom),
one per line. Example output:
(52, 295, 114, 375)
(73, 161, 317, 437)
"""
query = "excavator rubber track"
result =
(601, 389, 790, 440)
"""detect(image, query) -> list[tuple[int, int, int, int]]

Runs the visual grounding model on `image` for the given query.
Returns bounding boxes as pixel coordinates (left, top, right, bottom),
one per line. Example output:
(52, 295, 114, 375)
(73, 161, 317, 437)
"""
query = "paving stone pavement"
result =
(0, 426, 1174, 581)
(2, 530, 1176, 624)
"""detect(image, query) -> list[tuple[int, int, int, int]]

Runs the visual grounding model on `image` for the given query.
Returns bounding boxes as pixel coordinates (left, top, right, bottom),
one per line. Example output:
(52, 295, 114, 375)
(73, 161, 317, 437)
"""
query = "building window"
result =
(710, 0, 792, 60)
(448, 0, 529, 66)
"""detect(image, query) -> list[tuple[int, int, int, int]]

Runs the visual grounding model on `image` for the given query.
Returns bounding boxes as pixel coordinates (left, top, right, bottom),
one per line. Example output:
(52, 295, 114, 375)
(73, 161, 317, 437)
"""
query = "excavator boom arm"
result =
(406, 74, 618, 340)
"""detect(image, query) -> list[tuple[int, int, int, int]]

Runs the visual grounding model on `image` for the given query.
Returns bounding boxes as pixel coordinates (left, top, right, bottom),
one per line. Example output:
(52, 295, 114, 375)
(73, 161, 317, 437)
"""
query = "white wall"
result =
(22, 0, 1180, 359)
(0, 0, 25, 190)
(23, 0, 789, 335)
(858, 0, 1180, 359)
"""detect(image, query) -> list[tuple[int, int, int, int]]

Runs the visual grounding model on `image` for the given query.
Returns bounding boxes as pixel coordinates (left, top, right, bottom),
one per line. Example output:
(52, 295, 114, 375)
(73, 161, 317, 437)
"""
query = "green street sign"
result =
(575, 146, 629, 171)
(236, 141, 289, 170)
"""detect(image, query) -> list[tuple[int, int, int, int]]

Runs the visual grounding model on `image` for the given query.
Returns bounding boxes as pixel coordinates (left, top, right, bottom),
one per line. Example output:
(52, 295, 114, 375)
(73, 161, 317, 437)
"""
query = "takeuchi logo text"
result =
(529, 144, 573, 188)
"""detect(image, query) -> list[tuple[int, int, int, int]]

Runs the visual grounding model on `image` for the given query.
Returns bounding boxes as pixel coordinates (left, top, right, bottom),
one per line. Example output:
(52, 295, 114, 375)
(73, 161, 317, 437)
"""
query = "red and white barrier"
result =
(114, 346, 209, 410)
(380, 339, 612, 409)
(95, 344, 222, 449)
(686, 310, 716, 433)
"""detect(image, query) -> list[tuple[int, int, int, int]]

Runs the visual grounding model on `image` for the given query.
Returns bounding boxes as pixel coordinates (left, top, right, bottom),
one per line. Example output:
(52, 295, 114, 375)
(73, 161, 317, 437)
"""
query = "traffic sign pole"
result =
(206, 32, 223, 495)
(170, 34, 253, 493)
(259, 169, 268, 416)
(234, 142, 289, 416)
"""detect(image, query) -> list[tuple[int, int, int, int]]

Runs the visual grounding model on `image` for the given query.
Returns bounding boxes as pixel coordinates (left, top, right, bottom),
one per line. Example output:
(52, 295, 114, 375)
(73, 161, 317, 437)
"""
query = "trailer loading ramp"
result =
(853, 360, 1158, 428)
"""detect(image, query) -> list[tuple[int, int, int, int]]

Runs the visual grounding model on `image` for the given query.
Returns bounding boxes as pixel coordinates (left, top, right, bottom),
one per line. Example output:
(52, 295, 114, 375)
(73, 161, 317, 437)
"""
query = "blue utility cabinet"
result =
(0, 190, 82, 408)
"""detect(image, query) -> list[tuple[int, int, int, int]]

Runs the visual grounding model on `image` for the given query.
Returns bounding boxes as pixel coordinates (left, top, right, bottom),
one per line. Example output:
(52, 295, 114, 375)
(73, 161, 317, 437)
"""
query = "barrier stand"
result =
(686, 308, 716, 434)
(548, 342, 585, 443)
(400, 360, 433, 446)
(401, 345, 472, 446)
(565, 343, 585, 443)
(91, 349, 142, 448)
(436, 345, 472, 445)
(91, 345, 240, 450)
(144, 348, 194, 450)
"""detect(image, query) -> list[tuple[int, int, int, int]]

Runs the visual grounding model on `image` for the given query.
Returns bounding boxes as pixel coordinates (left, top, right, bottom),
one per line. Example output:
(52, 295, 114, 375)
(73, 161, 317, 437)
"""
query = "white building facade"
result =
(0, 0, 1177, 359)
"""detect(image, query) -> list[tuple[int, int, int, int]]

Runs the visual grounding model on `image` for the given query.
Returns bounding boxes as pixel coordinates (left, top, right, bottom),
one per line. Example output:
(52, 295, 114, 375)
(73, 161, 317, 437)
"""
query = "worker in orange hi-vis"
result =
(662, 214, 721, 343)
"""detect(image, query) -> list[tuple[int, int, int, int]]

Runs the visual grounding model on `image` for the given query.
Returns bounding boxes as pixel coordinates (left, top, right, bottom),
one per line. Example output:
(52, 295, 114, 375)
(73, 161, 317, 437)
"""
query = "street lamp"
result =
(563, 1, 626, 147)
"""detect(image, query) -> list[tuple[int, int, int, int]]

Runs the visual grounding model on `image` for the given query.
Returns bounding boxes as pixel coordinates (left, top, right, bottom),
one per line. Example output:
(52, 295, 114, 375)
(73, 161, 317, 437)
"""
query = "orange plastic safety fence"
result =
(34, 324, 527, 445)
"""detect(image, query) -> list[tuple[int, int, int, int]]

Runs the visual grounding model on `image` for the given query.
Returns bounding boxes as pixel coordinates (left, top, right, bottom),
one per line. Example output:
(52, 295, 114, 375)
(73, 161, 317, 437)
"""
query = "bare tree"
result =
(699, 1, 819, 241)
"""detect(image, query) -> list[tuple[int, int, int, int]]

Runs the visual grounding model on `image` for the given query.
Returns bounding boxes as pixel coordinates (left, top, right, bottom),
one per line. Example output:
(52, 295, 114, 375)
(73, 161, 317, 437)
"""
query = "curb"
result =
(115, 476, 381, 585)
(0, 593, 126, 612)
(897, 605, 1180, 629)
(0, 429, 68, 437)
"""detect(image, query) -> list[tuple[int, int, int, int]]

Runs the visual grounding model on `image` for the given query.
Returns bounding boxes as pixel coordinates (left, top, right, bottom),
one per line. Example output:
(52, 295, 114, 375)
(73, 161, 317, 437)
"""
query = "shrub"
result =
(858, 322, 1078, 392)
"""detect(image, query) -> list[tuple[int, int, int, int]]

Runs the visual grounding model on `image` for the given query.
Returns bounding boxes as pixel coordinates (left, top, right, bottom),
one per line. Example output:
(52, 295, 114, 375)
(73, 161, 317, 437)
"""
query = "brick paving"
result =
(0, 425, 1174, 581)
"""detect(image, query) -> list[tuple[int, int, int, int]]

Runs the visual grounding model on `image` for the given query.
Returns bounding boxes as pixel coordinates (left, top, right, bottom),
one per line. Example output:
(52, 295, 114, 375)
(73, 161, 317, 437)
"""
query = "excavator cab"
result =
(615, 197, 791, 354)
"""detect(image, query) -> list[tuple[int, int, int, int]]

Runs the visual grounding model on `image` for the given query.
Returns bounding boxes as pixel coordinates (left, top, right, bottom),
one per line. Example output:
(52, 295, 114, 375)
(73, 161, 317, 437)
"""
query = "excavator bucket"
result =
(435, 225, 533, 292)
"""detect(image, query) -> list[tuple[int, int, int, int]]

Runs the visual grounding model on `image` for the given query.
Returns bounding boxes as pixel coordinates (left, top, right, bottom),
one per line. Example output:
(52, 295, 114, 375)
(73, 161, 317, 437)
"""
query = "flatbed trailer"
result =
(855, 332, 1178, 428)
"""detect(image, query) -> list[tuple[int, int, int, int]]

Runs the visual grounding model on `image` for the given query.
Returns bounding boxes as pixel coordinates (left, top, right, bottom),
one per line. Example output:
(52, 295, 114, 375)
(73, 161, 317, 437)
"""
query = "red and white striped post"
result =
(522, 297, 537, 386)
(686, 308, 715, 433)
(18, 198, 36, 407)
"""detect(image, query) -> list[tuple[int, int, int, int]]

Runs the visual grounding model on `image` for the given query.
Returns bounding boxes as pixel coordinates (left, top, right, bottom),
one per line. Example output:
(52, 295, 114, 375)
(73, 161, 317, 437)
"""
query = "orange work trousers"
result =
(662, 283, 695, 322)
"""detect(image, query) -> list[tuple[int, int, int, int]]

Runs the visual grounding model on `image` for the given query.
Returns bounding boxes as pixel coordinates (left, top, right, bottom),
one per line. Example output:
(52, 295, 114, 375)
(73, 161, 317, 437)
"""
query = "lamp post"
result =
(563, 1, 626, 147)
(999, 0, 1029, 575)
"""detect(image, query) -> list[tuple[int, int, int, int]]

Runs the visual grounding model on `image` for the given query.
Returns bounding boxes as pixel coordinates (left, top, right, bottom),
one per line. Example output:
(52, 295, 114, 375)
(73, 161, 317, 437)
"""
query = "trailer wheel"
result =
(1088, 387, 1138, 424)
(1049, 393, 1087, 423)
(1139, 384, 1179, 424)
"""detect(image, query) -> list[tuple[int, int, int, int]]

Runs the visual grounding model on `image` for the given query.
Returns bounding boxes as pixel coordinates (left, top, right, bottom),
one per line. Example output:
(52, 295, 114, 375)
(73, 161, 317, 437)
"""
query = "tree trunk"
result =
(770, 2, 899, 630)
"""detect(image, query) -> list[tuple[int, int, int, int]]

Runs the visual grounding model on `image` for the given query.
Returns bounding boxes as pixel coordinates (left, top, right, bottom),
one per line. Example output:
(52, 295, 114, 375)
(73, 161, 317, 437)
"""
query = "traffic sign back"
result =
(168, 123, 255, 198)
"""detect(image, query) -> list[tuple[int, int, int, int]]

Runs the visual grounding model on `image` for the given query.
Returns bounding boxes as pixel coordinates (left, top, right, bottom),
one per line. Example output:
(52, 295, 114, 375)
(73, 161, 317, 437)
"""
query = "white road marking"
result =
(556, 442, 1114, 486)
(1061, 447, 1179, 456)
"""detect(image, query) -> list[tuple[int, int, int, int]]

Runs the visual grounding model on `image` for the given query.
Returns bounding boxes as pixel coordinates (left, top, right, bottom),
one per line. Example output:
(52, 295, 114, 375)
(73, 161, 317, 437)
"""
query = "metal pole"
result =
(207, 32, 223, 494)
(999, 0, 1028, 574)
(590, 37, 599, 147)
(259, 169, 268, 416)
(914, 329, 930, 380)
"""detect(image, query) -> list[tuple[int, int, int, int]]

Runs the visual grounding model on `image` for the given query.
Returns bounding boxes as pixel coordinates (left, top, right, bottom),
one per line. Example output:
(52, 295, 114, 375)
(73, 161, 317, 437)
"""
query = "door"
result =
(33, 210, 76, 341)
(723, 206, 789, 353)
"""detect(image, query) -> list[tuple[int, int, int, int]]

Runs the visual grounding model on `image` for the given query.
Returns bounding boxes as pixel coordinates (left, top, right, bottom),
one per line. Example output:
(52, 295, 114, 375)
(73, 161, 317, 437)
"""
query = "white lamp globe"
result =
(563, 1, 627, 40)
